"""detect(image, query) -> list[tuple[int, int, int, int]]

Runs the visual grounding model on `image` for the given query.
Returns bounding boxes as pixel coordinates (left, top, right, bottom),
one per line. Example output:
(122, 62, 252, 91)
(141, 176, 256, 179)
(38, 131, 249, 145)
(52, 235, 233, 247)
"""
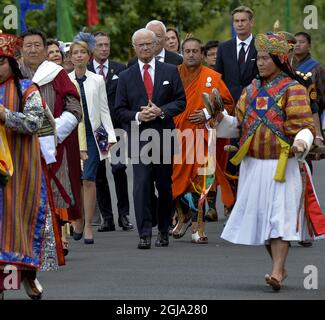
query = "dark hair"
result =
(295, 32, 311, 44)
(181, 37, 203, 53)
(267, 54, 303, 85)
(46, 39, 64, 61)
(231, 6, 254, 20)
(203, 40, 219, 56)
(21, 28, 46, 46)
(93, 31, 110, 41)
(7, 57, 24, 112)
(46, 39, 60, 48)
(166, 27, 181, 52)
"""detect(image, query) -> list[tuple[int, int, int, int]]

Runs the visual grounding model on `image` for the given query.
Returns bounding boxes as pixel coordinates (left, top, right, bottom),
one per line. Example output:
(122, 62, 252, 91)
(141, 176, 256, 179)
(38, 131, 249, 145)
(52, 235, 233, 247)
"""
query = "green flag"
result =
(57, 0, 74, 41)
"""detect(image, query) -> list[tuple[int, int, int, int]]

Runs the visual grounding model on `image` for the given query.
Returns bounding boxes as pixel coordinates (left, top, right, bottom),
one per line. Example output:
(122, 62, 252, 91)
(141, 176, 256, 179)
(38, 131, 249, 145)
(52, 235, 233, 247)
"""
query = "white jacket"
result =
(69, 69, 117, 161)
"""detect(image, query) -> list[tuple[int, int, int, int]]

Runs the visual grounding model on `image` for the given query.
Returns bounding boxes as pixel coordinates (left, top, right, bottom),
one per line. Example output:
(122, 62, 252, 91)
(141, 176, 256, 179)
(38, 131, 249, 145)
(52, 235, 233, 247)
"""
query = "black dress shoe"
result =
(298, 241, 313, 247)
(97, 221, 116, 232)
(73, 231, 83, 241)
(155, 232, 169, 247)
(138, 236, 151, 249)
(118, 215, 134, 231)
(84, 238, 94, 244)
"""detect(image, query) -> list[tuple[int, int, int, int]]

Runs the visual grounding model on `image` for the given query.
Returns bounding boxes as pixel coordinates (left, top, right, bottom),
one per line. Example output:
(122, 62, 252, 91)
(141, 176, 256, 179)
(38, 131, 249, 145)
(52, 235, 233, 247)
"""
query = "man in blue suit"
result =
(215, 5, 258, 104)
(115, 28, 186, 249)
(88, 31, 134, 232)
(214, 6, 258, 216)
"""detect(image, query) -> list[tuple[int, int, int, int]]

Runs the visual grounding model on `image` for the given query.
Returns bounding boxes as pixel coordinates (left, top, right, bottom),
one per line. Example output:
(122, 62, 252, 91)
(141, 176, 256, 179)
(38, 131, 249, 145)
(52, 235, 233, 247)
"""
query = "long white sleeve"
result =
(214, 112, 240, 139)
(55, 111, 79, 144)
(295, 128, 314, 161)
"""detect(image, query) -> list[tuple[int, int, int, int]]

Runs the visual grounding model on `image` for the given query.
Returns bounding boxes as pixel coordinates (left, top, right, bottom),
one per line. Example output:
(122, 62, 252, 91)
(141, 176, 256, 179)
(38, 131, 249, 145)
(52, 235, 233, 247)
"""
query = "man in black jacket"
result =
(214, 6, 258, 216)
(215, 5, 257, 104)
(88, 31, 133, 232)
(128, 20, 183, 67)
(115, 29, 186, 249)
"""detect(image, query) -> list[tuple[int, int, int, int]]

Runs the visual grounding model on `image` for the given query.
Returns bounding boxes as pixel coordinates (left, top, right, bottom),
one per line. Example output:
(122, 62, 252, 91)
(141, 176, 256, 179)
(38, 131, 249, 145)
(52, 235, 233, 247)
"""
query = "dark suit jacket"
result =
(215, 38, 258, 103)
(115, 60, 186, 158)
(88, 59, 126, 127)
(127, 49, 183, 68)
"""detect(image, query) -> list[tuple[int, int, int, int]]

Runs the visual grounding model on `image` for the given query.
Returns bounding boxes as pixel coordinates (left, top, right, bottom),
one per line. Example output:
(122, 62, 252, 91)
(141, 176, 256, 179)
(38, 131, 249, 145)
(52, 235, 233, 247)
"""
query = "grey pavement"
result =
(3, 161, 325, 300)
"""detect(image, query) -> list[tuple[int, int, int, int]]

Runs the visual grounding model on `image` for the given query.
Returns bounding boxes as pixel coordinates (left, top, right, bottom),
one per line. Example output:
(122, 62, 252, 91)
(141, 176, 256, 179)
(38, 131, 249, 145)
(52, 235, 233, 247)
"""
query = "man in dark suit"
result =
(215, 5, 258, 104)
(128, 20, 183, 230)
(115, 28, 186, 249)
(128, 20, 183, 67)
(88, 31, 134, 232)
(215, 6, 258, 216)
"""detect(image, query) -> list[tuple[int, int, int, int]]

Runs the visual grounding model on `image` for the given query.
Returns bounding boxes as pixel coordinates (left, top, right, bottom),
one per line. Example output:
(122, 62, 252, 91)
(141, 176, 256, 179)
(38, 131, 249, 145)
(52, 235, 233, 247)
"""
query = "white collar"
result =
(93, 59, 109, 71)
(32, 60, 63, 86)
(70, 69, 93, 80)
(156, 48, 165, 59)
(138, 57, 156, 71)
(236, 34, 253, 47)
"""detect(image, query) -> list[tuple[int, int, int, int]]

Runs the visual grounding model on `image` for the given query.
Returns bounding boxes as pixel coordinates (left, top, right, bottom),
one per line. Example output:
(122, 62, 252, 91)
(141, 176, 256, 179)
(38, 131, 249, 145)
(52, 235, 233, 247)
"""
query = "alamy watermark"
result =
(303, 265, 318, 290)
(0, 265, 19, 290)
(303, 5, 318, 30)
(2, 5, 18, 30)
(110, 122, 217, 176)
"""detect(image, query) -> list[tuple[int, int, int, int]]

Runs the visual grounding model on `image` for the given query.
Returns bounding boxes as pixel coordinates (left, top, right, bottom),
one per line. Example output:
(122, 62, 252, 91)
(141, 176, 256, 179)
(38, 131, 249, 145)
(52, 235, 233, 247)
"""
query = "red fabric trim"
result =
(304, 164, 325, 236)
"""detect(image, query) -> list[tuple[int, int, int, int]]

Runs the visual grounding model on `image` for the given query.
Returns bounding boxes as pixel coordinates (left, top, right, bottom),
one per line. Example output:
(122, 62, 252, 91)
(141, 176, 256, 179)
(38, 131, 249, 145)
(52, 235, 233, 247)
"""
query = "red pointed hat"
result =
(0, 31, 22, 58)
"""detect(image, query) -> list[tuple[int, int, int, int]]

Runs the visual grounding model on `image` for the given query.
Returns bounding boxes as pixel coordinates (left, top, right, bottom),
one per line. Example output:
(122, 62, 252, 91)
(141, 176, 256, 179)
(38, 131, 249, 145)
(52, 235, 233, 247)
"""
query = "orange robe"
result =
(172, 65, 235, 207)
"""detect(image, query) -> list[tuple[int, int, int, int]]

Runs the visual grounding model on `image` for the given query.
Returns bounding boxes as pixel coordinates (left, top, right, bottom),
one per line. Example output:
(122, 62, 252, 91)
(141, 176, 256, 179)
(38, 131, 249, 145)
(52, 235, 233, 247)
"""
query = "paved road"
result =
(4, 161, 325, 300)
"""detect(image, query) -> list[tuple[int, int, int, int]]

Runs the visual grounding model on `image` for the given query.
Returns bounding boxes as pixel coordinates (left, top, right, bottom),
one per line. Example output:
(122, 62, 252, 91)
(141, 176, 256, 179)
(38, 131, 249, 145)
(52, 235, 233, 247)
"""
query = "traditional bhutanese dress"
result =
(21, 61, 82, 223)
(216, 73, 325, 245)
(0, 78, 61, 290)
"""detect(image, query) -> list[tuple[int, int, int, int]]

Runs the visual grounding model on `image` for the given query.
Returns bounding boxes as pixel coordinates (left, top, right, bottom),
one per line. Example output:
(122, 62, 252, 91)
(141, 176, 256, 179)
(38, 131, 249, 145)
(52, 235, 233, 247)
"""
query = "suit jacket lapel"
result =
(132, 64, 148, 100)
(106, 60, 116, 83)
(230, 39, 241, 80)
(240, 38, 256, 77)
(152, 61, 163, 101)
(82, 71, 94, 120)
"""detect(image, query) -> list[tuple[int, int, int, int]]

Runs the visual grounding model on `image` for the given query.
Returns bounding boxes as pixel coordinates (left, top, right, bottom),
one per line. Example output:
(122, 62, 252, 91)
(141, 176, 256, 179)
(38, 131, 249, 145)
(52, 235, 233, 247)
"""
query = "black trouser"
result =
(133, 162, 173, 237)
(96, 160, 130, 223)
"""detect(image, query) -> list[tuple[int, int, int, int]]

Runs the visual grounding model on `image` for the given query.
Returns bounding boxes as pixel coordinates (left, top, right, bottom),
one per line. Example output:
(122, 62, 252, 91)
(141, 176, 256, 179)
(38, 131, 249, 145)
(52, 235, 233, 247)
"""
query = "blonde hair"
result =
(231, 6, 254, 20)
(69, 41, 91, 57)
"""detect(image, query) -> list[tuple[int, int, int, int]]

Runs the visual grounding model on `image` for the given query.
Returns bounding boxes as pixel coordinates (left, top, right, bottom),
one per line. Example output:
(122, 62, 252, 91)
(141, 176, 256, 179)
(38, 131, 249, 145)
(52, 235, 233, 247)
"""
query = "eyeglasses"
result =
(134, 42, 155, 49)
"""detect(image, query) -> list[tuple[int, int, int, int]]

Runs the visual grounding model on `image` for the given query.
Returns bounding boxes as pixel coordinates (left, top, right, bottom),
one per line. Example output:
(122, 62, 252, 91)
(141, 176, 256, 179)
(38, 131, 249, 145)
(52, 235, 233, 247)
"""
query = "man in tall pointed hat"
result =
(209, 32, 325, 291)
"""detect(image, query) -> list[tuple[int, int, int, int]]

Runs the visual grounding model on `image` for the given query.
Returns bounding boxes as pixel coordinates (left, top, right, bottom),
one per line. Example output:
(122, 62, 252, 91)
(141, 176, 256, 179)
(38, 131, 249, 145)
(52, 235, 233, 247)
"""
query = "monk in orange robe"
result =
(172, 37, 235, 243)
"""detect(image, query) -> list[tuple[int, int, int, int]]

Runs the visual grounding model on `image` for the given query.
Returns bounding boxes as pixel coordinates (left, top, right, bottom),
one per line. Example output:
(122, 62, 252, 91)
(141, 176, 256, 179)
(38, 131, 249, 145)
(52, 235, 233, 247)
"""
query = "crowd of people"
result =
(1, 4, 325, 299)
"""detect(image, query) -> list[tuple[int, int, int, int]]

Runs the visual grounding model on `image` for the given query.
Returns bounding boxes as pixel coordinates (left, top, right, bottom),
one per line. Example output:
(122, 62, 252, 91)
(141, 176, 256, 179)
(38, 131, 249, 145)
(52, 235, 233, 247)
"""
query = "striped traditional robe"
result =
(0, 78, 45, 270)
(236, 74, 315, 160)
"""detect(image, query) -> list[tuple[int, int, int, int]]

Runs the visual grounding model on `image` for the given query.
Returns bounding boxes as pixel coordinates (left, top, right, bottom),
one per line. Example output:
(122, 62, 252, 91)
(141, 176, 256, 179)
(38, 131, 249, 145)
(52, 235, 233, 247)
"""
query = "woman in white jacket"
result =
(69, 40, 116, 244)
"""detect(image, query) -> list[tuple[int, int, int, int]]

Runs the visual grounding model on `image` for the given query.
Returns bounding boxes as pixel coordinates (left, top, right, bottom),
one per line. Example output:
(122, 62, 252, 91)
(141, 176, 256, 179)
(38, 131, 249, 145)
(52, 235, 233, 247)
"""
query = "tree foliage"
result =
(0, 0, 324, 64)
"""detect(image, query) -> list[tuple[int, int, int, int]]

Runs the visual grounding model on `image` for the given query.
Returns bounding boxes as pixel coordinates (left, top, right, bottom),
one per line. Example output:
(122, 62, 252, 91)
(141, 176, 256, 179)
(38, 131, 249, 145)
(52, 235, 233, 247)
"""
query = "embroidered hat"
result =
(0, 31, 22, 58)
(276, 31, 297, 49)
(255, 32, 290, 60)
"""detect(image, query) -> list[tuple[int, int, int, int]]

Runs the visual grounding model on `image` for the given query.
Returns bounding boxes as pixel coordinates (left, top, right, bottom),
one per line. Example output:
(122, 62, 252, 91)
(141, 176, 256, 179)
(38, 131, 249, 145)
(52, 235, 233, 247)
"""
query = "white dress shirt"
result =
(138, 58, 155, 84)
(155, 48, 166, 62)
(135, 58, 156, 124)
(236, 34, 253, 62)
(93, 59, 109, 78)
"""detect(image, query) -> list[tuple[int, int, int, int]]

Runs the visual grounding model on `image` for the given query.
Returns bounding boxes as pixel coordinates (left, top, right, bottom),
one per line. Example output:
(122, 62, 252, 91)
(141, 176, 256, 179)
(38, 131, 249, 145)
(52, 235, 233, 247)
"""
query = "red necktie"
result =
(143, 64, 153, 100)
